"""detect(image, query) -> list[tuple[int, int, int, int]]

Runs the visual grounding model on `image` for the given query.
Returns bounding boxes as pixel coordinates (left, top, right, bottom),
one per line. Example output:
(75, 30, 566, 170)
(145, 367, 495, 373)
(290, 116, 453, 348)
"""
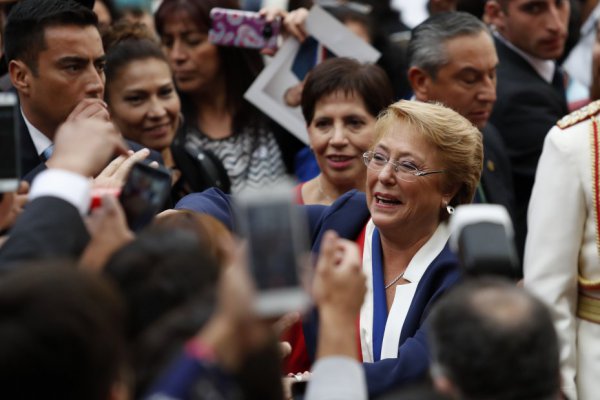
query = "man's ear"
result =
(9, 60, 32, 96)
(407, 66, 432, 101)
(484, 0, 505, 31)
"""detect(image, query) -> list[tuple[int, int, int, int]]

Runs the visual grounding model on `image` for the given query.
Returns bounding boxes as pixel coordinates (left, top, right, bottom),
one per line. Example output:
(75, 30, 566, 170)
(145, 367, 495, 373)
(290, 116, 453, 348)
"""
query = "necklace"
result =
(385, 272, 405, 290)
(317, 176, 334, 202)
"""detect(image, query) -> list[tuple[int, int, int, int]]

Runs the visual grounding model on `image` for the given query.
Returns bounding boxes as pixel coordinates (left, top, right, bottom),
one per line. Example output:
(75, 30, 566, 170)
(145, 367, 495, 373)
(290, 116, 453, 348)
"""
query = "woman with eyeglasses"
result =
(174, 100, 483, 396)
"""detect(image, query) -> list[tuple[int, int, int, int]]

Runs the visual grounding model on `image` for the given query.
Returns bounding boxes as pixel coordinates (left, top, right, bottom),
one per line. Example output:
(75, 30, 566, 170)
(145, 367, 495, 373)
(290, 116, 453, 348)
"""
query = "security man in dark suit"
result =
(407, 12, 517, 258)
(484, 0, 570, 260)
(4, 0, 160, 181)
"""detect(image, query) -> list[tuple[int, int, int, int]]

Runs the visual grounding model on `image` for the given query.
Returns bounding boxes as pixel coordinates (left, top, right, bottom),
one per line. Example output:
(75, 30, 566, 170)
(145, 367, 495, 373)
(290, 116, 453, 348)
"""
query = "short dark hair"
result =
(428, 278, 560, 400)
(4, 0, 98, 75)
(301, 57, 393, 124)
(408, 11, 490, 78)
(104, 228, 220, 340)
(0, 263, 126, 400)
(104, 21, 168, 99)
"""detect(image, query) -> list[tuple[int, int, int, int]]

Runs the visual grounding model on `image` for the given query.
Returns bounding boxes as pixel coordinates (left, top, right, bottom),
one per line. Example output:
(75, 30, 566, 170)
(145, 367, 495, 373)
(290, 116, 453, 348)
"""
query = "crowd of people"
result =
(0, 0, 598, 399)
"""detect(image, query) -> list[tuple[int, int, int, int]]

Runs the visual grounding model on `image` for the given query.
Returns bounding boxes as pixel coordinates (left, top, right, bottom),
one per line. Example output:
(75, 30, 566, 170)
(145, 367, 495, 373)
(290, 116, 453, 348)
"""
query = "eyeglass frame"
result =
(362, 151, 446, 181)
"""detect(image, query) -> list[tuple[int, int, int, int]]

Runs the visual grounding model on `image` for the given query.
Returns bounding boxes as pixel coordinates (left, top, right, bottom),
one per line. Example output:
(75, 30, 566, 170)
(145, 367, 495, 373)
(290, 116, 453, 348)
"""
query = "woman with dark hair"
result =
(297, 57, 393, 205)
(155, 0, 300, 193)
(104, 22, 229, 203)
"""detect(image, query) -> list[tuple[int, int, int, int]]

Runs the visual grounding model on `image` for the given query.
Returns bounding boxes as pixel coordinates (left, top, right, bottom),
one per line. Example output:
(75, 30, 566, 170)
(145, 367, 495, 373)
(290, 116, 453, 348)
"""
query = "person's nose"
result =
(329, 122, 348, 148)
(546, 3, 568, 34)
(169, 39, 187, 64)
(85, 66, 104, 99)
(377, 161, 396, 185)
(147, 98, 168, 120)
(477, 76, 497, 104)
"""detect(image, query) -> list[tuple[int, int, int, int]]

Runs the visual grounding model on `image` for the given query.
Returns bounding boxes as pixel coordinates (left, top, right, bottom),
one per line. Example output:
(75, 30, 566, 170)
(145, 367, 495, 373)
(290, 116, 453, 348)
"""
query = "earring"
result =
(446, 204, 455, 215)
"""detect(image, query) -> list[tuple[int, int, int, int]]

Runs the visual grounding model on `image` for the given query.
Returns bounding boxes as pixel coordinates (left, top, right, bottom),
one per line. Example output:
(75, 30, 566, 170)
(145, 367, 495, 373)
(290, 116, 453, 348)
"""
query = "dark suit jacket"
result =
(175, 188, 462, 397)
(480, 123, 516, 228)
(0, 197, 90, 270)
(19, 113, 164, 182)
(489, 37, 568, 260)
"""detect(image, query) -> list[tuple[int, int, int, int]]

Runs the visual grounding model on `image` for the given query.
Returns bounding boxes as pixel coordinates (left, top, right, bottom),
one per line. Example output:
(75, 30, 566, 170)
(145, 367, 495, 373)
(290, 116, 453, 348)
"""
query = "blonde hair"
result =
(372, 100, 483, 211)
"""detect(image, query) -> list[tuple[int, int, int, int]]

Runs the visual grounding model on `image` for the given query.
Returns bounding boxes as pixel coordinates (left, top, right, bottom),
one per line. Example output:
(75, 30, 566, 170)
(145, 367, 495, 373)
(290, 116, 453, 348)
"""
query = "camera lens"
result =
(263, 23, 273, 38)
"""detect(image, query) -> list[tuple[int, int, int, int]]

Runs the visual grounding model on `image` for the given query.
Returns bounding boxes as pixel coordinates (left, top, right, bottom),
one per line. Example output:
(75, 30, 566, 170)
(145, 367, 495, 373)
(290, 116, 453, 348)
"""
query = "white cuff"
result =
(305, 356, 367, 400)
(29, 169, 92, 215)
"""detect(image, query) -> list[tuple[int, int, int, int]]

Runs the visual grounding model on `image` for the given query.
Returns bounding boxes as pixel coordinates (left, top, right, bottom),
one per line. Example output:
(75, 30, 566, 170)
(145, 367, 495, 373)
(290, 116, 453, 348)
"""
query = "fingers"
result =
(259, 6, 286, 22)
(16, 181, 29, 195)
(66, 98, 109, 122)
(109, 148, 151, 182)
(273, 311, 300, 336)
(97, 154, 129, 179)
(335, 239, 361, 271)
(283, 8, 308, 42)
(316, 230, 339, 272)
(279, 341, 292, 359)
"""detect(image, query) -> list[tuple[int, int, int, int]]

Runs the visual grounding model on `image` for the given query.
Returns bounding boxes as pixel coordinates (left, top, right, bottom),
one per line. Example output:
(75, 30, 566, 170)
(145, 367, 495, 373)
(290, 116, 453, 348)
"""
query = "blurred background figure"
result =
(0, 264, 129, 400)
(428, 278, 561, 400)
(155, 0, 302, 194)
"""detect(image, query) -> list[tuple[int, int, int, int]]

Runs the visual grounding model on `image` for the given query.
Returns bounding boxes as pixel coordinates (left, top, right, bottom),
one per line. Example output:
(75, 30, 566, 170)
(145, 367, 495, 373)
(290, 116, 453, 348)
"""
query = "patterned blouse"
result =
(186, 125, 287, 193)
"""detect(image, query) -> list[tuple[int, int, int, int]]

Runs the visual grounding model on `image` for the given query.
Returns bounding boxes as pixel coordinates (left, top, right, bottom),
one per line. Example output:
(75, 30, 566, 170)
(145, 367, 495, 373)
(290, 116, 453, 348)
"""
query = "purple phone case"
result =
(209, 8, 280, 51)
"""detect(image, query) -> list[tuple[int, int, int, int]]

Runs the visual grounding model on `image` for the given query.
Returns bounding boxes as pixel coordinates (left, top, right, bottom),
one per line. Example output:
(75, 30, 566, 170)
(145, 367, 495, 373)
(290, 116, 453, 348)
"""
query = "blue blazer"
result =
(175, 188, 462, 397)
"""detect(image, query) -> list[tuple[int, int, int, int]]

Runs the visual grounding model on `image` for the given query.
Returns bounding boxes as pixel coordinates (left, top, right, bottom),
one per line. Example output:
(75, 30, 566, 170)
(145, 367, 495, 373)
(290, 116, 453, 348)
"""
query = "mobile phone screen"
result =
(242, 201, 301, 291)
(0, 92, 19, 191)
(235, 182, 311, 316)
(119, 162, 171, 232)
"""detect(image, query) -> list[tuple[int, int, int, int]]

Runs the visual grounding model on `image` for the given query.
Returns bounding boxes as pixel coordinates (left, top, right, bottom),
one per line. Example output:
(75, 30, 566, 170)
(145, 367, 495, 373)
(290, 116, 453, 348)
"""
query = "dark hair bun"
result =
(103, 19, 158, 51)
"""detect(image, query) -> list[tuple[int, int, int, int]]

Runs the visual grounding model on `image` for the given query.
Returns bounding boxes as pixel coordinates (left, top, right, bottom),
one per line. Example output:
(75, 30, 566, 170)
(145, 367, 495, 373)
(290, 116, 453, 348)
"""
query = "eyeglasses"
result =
(362, 151, 446, 182)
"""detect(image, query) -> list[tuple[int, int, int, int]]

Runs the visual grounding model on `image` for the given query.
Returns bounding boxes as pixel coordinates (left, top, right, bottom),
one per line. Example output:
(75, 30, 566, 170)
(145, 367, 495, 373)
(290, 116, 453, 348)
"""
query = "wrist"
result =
(319, 306, 358, 328)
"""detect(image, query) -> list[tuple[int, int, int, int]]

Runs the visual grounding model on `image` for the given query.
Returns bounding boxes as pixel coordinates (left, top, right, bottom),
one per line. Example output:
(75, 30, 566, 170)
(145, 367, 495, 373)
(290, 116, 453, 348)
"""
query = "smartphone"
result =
(0, 92, 19, 192)
(209, 7, 281, 51)
(119, 162, 171, 232)
(234, 181, 311, 317)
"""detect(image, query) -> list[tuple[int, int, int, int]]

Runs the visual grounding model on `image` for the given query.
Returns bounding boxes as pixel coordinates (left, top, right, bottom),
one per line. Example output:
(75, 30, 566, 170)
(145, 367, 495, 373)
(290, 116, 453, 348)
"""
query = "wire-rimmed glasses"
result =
(362, 151, 446, 182)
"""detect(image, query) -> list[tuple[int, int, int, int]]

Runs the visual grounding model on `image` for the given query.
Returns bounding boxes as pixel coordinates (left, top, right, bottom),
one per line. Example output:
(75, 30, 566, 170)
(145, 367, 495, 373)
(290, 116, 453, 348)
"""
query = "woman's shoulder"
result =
(174, 188, 235, 231)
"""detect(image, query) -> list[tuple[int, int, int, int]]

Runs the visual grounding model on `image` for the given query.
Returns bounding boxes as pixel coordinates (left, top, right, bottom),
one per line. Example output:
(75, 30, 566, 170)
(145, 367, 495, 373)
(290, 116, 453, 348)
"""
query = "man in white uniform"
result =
(524, 100, 600, 400)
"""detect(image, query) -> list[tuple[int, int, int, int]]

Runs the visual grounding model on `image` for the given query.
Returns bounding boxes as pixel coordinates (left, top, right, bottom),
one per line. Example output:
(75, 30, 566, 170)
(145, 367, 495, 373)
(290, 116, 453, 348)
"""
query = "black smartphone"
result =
(0, 92, 19, 192)
(119, 162, 171, 232)
(234, 181, 311, 317)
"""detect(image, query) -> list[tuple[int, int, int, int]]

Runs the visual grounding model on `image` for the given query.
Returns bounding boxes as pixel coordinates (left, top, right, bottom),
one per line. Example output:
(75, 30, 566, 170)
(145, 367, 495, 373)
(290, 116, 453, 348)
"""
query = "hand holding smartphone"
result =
(118, 162, 171, 232)
(234, 181, 311, 317)
(209, 8, 281, 51)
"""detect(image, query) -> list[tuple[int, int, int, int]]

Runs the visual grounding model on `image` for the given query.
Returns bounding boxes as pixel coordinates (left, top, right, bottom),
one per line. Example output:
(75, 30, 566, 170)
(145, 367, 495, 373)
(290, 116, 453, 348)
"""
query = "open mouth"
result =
(375, 194, 401, 206)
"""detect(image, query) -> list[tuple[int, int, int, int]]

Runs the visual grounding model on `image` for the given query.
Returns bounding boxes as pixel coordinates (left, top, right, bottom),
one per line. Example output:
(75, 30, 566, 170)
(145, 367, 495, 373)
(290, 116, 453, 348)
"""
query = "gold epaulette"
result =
(557, 100, 600, 129)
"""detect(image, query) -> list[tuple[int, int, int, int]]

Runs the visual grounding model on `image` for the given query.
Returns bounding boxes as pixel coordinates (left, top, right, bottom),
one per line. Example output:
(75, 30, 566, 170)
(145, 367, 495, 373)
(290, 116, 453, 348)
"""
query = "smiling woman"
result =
(104, 21, 223, 203)
(175, 100, 484, 396)
(297, 57, 394, 205)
